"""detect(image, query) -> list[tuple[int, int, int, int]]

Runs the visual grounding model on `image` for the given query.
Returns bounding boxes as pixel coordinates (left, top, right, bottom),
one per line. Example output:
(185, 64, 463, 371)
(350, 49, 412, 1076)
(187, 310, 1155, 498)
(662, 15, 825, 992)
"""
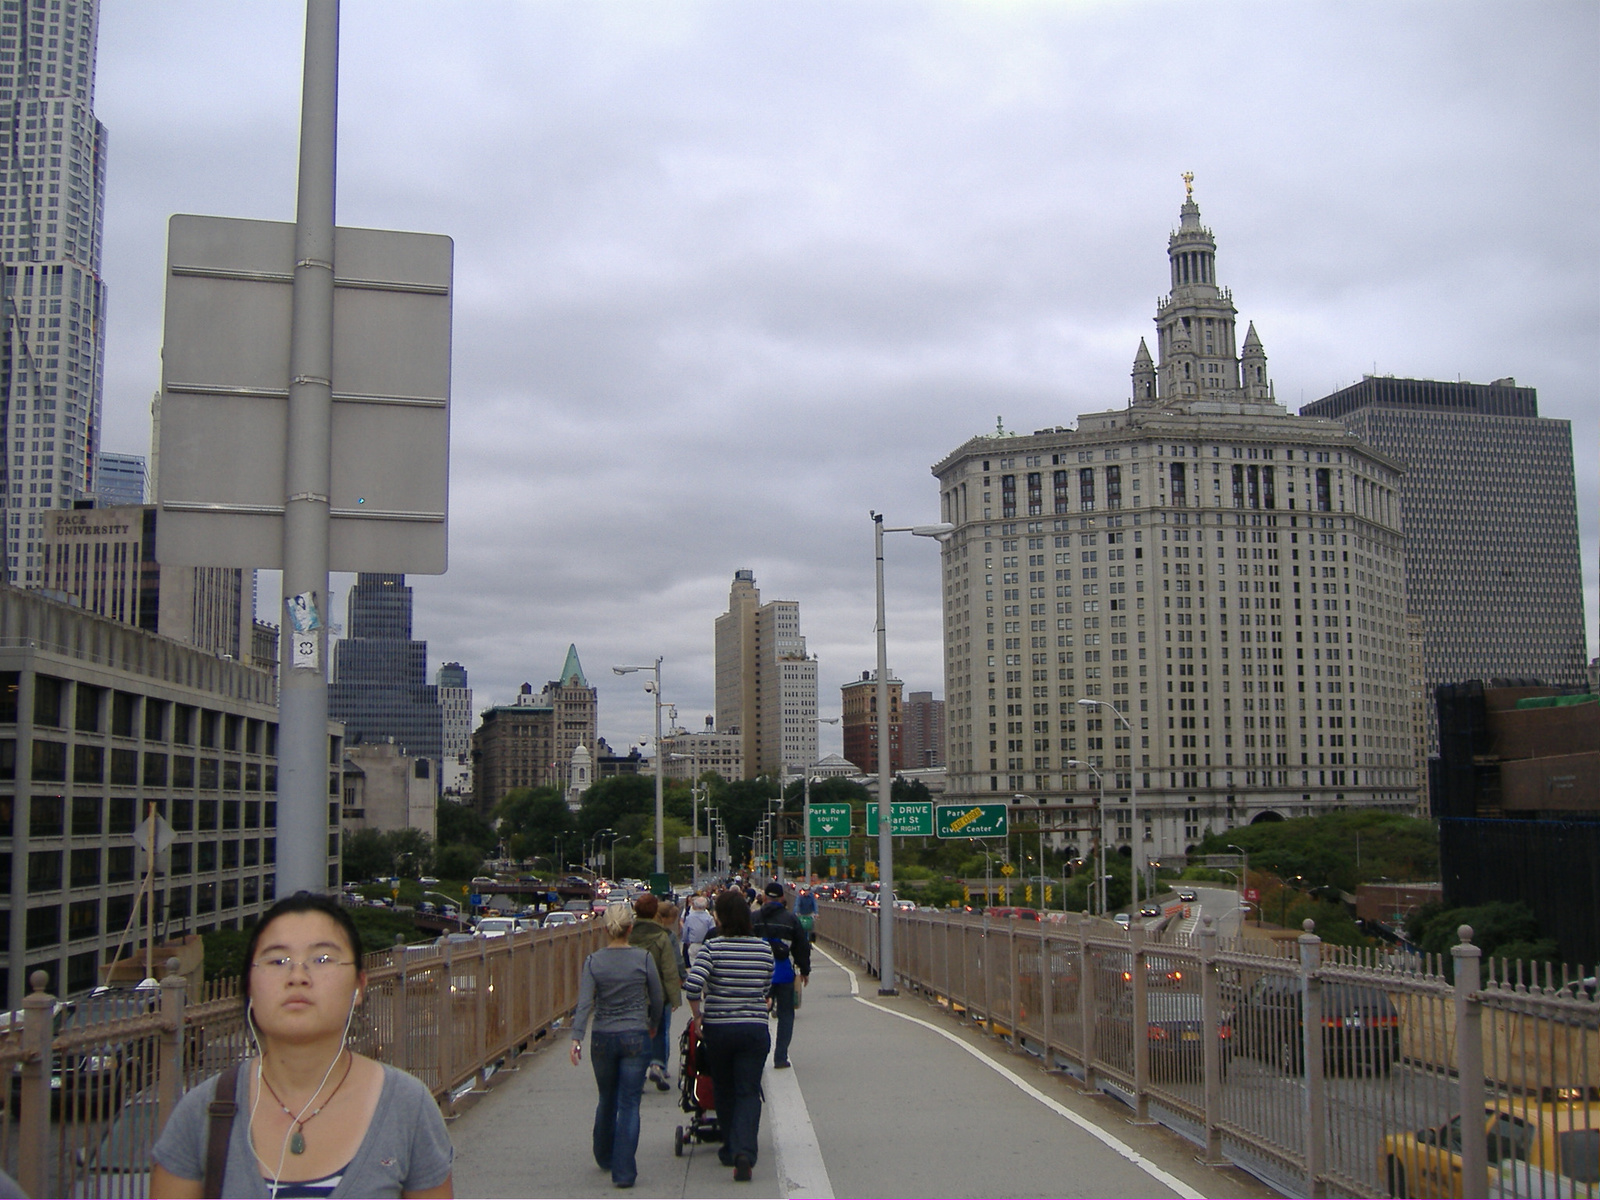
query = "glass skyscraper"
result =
(329, 574, 443, 763)
(1300, 376, 1588, 755)
(0, 0, 107, 583)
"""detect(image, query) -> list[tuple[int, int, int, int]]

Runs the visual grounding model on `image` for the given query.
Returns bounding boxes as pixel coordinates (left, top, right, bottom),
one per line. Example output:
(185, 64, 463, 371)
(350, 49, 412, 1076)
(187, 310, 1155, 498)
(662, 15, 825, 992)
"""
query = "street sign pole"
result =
(278, 0, 339, 897)
(872, 513, 896, 995)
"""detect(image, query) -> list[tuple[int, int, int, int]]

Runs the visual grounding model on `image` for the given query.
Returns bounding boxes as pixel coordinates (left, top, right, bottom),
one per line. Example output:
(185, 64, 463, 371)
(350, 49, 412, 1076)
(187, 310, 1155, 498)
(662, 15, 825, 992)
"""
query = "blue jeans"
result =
(650, 1005, 672, 1071)
(589, 1029, 651, 1186)
(771, 982, 796, 1064)
(703, 1021, 771, 1165)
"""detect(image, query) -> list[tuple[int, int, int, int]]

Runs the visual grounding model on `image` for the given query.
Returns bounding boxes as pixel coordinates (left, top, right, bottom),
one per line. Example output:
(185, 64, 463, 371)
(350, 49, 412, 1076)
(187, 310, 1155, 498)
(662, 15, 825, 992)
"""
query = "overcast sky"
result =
(95, 1, 1597, 759)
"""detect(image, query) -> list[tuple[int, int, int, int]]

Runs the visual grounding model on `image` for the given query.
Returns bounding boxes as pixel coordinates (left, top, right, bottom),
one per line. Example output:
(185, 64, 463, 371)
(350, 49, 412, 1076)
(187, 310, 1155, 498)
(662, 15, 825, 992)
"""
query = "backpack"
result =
(755, 914, 796, 985)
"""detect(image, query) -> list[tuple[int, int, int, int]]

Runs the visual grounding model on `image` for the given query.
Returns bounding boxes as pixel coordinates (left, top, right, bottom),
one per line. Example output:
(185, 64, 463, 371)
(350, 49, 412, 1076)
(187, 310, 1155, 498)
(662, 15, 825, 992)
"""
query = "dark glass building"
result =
(1300, 377, 1588, 757)
(330, 574, 442, 763)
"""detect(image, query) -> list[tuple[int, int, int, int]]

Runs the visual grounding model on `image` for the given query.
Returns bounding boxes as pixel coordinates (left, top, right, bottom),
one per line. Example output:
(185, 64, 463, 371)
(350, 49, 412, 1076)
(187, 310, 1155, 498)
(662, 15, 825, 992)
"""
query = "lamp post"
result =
(613, 659, 665, 875)
(590, 828, 614, 875)
(872, 513, 953, 996)
(607, 833, 629, 881)
(1227, 842, 1251, 926)
(794, 715, 841, 887)
(1067, 758, 1108, 916)
(1077, 698, 1139, 914)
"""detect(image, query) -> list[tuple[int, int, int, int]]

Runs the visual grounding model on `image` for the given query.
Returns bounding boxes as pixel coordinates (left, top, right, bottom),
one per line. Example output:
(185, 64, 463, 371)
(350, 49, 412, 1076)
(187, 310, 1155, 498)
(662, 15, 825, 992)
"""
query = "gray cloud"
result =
(97, 0, 1598, 754)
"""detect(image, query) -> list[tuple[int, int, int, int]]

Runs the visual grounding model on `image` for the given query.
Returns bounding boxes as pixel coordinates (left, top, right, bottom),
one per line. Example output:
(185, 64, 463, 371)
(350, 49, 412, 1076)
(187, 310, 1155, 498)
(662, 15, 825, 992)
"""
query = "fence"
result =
(819, 903, 1599, 1198)
(0, 920, 601, 1198)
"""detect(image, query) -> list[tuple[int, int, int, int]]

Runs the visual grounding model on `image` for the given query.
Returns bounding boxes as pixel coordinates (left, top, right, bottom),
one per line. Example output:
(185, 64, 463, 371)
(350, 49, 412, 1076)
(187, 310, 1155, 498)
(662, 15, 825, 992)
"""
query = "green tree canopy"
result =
(493, 786, 577, 861)
(437, 801, 498, 853)
(1192, 809, 1437, 892)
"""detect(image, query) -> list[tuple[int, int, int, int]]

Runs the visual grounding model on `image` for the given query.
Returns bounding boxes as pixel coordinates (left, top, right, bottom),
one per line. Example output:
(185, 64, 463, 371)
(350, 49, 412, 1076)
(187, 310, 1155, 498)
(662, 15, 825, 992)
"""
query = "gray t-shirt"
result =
(151, 1060, 453, 1197)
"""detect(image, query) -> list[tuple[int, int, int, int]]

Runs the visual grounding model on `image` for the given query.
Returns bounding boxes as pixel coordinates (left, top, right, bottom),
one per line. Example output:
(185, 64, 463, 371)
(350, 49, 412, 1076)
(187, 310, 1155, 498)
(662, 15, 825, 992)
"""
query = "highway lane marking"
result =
(813, 946, 1208, 1200)
(766, 1046, 835, 1199)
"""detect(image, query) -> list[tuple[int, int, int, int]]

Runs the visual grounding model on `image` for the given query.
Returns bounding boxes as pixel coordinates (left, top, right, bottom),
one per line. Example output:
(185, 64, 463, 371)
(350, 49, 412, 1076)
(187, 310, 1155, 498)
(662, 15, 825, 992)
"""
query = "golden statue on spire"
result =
(1182, 170, 1194, 199)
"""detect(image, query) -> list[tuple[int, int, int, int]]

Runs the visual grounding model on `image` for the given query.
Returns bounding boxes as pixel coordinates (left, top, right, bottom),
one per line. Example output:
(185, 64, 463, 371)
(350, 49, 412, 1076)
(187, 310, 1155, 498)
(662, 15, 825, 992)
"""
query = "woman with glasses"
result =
(151, 892, 453, 1198)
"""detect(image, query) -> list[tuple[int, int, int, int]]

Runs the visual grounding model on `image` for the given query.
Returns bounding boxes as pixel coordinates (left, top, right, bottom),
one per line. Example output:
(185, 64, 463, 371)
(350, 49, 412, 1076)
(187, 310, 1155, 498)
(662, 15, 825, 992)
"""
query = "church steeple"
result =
(1148, 175, 1272, 406)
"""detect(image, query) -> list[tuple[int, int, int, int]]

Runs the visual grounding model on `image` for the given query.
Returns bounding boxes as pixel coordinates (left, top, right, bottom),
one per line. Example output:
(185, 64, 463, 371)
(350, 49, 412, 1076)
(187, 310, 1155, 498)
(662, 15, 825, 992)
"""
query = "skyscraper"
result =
(902, 691, 947, 770)
(1299, 376, 1587, 756)
(94, 450, 143, 507)
(841, 668, 902, 774)
(1, 0, 108, 584)
(713, 570, 818, 778)
(933, 183, 1416, 862)
(329, 574, 442, 763)
(436, 661, 473, 800)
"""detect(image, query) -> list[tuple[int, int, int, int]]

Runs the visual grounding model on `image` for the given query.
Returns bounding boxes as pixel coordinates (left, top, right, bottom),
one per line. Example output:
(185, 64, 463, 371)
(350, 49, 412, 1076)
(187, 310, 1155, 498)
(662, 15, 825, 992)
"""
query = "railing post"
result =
(1080, 925, 1098, 1093)
(1039, 927, 1054, 1068)
(1453, 925, 1487, 1200)
(1006, 921, 1019, 1048)
(1130, 920, 1151, 1122)
(18, 970, 54, 1200)
(157, 956, 187, 1130)
(1299, 920, 1326, 1197)
(393, 934, 410, 1074)
(474, 937, 489, 1090)
(1199, 917, 1226, 1164)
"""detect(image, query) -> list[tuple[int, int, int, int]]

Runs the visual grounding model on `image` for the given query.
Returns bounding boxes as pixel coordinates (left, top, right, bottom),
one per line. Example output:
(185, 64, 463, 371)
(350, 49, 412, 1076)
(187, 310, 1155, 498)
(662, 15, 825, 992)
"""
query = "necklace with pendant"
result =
(260, 1049, 354, 1155)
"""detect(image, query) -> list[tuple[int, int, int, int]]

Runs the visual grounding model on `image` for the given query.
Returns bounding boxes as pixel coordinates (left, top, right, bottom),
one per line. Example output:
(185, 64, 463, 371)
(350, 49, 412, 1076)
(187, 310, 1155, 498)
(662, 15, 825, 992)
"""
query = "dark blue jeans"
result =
(703, 1021, 770, 1165)
(589, 1028, 651, 1186)
(650, 1005, 672, 1071)
(771, 982, 796, 1064)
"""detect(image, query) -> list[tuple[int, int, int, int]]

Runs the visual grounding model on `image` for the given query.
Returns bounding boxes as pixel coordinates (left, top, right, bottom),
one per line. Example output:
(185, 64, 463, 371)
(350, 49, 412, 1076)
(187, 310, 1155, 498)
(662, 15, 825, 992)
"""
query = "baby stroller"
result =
(672, 1016, 721, 1156)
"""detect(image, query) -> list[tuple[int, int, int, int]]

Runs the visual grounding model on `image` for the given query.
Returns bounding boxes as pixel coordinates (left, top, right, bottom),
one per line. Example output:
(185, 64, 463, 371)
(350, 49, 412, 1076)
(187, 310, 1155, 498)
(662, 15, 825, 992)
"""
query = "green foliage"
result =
(892, 776, 933, 803)
(1407, 900, 1558, 971)
(346, 905, 424, 954)
(1192, 809, 1437, 891)
(434, 843, 484, 880)
(1284, 896, 1367, 947)
(342, 826, 435, 883)
(493, 786, 576, 860)
(201, 926, 251, 982)
(437, 801, 497, 852)
(577, 775, 657, 838)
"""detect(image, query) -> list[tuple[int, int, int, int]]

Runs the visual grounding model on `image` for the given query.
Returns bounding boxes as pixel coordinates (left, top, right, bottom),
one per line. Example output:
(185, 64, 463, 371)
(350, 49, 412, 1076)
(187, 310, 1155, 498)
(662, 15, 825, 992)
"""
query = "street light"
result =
(590, 827, 615, 874)
(1077, 698, 1140, 915)
(1227, 842, 1251, 926)
(607, 833, 630, 881)
(788, 715, 841, 887)
(613, 659, 666, 876)
(872, 512, 953, 997)
(1067, 759, 1107, 916)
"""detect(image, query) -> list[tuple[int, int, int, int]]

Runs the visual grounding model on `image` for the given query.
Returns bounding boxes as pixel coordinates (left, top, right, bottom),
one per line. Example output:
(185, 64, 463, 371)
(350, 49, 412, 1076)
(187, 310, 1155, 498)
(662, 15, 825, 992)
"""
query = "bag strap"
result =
(204, 1062, 242, 1199)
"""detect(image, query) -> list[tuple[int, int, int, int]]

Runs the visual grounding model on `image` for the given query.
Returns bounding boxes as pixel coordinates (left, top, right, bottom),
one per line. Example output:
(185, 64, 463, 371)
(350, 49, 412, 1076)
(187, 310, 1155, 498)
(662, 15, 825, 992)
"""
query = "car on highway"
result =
(1096, 991, 1233, 1081)
(1114, 912, 1132, 928)
(1236, 977, 1399, 1075)
(984, 907, 1042, 921)
(1176, 889, 1198, 903)
(1381, 1093, 1600, 1197)
(473, 917, 520, 938)
(418, 875, 440, 885)
(541, 911, 580, 927)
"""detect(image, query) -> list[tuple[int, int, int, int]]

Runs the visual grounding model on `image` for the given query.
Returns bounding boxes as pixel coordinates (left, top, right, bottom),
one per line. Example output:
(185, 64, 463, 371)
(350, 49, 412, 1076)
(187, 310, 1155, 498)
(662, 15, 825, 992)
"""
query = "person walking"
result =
(569, 903, 664, 1190)
(681, 894, 715, 968)
(628, 893, 681, 1091)
(150, 892, 454, 1198)
(751, 883, 810, 1069)
(795, 887, 818, 942)
(683, 890, 774, 1182)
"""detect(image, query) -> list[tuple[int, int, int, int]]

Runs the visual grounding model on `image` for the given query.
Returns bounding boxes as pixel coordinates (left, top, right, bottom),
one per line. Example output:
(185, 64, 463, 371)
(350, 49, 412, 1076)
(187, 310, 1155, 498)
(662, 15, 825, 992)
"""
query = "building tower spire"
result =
(1148, 175, 1273, 408)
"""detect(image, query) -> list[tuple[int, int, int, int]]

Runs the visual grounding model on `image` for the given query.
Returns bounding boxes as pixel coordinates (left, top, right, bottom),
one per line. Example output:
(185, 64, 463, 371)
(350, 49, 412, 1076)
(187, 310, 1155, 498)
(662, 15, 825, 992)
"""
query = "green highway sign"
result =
(865, 802, 935, 837)
(808, 803, 853, 837)
(781, 839, 802, 857)
(935, 803, 1010, 839)
(820, 838, 849, 855)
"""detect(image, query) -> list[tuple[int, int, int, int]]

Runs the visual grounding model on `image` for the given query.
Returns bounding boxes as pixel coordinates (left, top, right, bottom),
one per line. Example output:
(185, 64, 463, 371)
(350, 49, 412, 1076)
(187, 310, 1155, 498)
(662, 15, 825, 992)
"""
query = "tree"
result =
(577, 775, 657, 839)
(342, 828, 392, 883)
(341, 827, 434, 882)
(434, 843, 484, 881)
(493, 786, 576, 860)
(437, 801, 497, 853)
(892, 776, 933, 804)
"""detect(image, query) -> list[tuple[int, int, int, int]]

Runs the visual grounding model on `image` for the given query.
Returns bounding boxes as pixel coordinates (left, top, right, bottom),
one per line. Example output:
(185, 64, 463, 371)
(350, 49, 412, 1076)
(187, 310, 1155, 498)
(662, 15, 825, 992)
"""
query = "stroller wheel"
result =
(674, 1126, 685, 1157)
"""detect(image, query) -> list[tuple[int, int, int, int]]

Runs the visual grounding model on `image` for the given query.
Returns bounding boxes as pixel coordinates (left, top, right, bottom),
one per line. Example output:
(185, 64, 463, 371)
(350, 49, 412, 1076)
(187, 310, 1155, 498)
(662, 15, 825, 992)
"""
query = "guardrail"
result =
(818, 903, 1599, 1198)
(0, 921, 601, 1198)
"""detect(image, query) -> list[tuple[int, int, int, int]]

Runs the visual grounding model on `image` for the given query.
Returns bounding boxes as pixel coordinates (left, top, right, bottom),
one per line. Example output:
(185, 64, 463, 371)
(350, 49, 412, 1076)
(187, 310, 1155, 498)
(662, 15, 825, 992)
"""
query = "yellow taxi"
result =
(1382, 1092, 1598, 1197)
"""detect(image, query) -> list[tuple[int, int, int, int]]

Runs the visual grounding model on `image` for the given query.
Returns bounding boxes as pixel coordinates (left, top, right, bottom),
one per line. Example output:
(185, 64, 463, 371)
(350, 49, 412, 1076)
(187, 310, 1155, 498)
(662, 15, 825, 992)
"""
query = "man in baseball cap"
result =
(751, 884, 810, 1068)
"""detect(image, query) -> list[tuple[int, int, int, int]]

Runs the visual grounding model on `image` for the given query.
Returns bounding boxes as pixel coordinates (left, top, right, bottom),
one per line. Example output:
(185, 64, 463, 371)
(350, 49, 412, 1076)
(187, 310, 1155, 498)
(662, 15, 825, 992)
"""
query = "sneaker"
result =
(734, 1155, 753, 1182)
(772, 1059, 791, 1069)
(648, 1063, 671, 1091)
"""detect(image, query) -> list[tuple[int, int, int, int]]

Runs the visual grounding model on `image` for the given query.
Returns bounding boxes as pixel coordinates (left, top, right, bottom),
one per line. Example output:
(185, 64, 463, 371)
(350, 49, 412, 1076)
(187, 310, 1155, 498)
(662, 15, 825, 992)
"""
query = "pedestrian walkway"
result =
(450, 945, 1276, 1198)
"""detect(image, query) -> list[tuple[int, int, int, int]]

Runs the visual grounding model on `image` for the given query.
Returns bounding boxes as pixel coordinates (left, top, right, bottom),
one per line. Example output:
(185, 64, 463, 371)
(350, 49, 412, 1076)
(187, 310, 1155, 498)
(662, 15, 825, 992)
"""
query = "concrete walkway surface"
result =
(449, 944, 1277, 1199)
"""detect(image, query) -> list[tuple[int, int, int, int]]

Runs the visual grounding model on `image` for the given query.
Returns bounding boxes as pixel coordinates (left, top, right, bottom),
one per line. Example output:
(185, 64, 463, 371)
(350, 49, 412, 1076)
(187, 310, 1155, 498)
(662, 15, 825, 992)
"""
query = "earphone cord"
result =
(247, 996, 360, 1199)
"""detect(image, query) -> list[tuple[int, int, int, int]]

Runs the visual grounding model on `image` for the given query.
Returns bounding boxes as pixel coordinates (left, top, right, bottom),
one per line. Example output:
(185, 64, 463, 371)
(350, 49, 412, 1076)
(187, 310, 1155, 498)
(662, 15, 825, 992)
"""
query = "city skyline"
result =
(89, 2, 1597, 754)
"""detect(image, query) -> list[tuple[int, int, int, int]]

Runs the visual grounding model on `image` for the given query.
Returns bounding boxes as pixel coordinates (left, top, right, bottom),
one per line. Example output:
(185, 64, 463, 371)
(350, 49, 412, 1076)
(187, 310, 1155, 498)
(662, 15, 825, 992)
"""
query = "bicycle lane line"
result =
(813, 945, 1208, 1200)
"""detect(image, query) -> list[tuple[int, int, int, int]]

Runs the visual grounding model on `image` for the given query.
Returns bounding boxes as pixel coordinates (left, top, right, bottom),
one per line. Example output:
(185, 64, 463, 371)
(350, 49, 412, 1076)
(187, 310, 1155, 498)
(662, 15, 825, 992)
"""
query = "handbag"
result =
(204, 1062, 242, 1198)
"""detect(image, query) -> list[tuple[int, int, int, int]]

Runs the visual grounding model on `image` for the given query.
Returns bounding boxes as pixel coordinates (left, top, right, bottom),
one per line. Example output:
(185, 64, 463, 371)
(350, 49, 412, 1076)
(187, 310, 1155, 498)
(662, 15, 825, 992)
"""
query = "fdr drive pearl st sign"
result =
(155, 215, 452, 574)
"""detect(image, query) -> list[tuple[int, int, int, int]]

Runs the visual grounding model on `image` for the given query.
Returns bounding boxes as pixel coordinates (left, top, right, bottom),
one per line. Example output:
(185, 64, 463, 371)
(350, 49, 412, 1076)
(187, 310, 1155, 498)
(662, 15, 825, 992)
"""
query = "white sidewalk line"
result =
(813, 946, 1209, 1200)
(766, 1052, 835, 1199)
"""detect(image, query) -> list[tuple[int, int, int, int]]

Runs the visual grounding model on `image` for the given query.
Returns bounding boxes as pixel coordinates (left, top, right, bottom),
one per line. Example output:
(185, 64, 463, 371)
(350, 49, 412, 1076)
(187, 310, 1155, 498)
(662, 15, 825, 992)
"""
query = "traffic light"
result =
(1045, 885, 1054, 903)
(1024, 885, 1033, 903)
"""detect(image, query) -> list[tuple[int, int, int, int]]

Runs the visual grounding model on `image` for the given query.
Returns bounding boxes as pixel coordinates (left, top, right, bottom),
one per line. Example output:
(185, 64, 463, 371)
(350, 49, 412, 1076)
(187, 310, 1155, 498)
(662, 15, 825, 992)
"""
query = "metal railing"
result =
(820, 903, 1599, 1198)
(1, 921, 601, 1198)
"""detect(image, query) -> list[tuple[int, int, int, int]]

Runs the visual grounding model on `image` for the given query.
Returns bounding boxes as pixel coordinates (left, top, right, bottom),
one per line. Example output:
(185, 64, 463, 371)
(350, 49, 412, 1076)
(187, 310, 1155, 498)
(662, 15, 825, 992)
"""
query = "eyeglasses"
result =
(252, 954, 356, 977)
